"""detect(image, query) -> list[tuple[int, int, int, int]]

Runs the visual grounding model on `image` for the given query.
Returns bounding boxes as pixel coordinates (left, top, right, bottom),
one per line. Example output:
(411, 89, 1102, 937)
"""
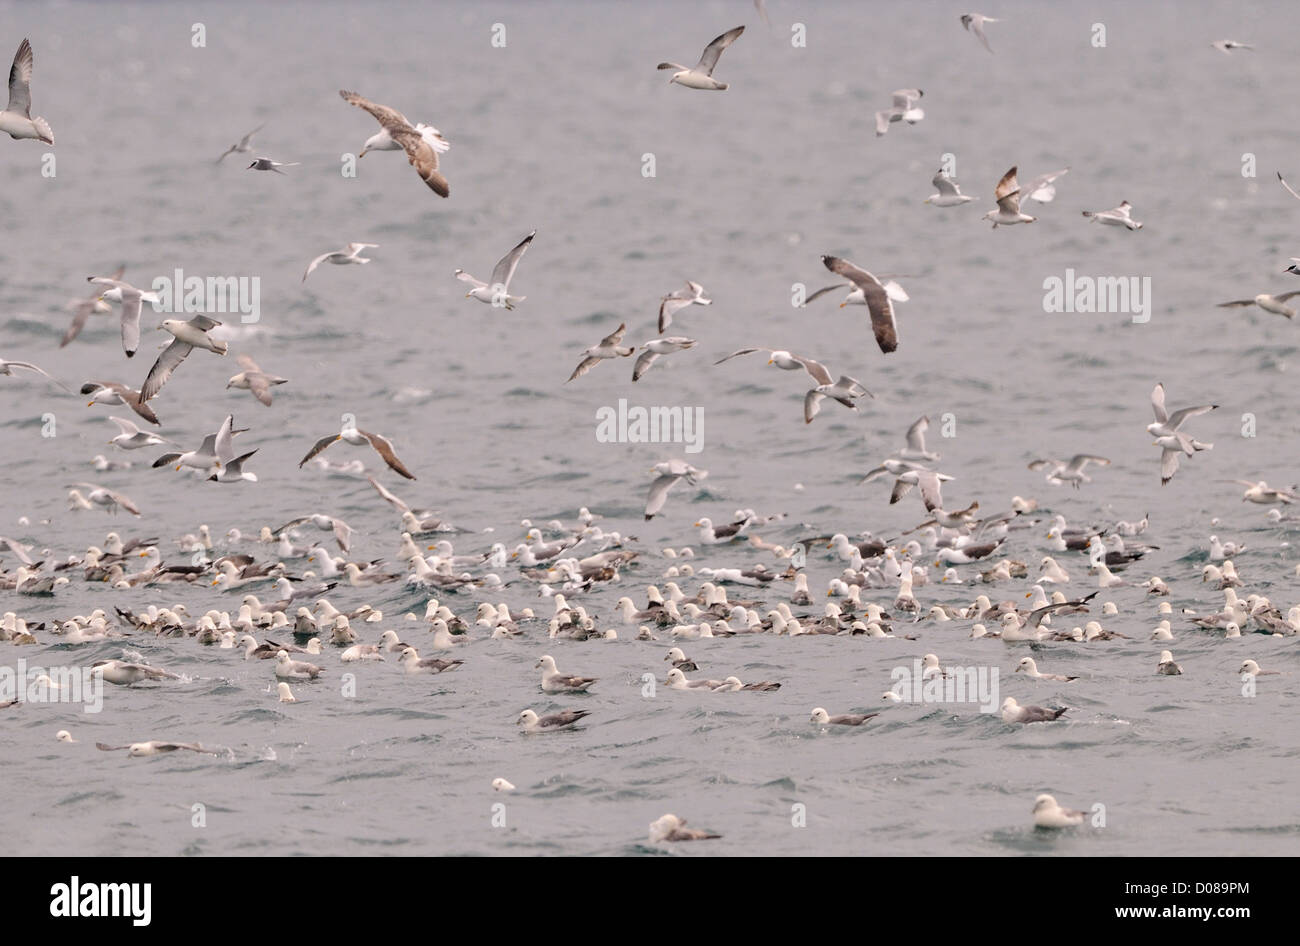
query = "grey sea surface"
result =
(1, 0, 1299, 856)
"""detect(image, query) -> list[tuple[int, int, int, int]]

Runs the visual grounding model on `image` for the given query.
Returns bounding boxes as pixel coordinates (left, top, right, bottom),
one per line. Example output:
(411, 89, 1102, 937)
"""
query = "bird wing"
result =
(366, 475, 410, 513)
(962, 14, 995, 52)
(139, 340, 192, 402)
(119, 291, 142, 358)
(792, 355, 833, 386)
(695, 25, 744, 75)
(107, 415, 139, 436)
(302, 252, 333, 283)
(213, 415, 235, 464)
(822, 255, 898, 353)
(632, 349, 660, 381)
(917, 472, 944, 511)
(1216, 299, 1257, 307)
(1166, 403, 1215, 431)
(802, 283, 851, 305)
(236, 353, 260, 373)
(599, 323, 628, 347)
(331, 518, 353, 553)
(803, 389, 825, 424)
(7, 38, 33, 117)
(1279, 172, 1300, 201)
(1023, 168, 1069, 202)
(566, 355, 600, 383)
(931, 172, 960, 197)
(905, 415, 930, 451)
(490, 231, 536, 289)
(108, 488, 141, 516)
(1159, 448, 1180, 485)
(455, 269, 488, 289)
(360, 430, 416, 480)
(1150, 383, 1169, 424)
(712, 347, 768, 365)
(299, 434, 342, 468)
(339, 89, 414, 134)
(3, 360, 70, 392)
(61, 299, 97, 348)
(245, 373, 275, 406)
(391, 127, 449, 196)
(1067, 455, 1110, 472)
(644, 473, 681, 519)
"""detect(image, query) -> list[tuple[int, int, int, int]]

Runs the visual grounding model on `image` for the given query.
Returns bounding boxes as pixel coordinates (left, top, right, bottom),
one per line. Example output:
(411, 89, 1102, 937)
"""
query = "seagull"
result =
(889, 469, 953, 512)
(960, 13, 1000, 53)
(152, 413, 238, 474)
(95, 741, 221, 757)
(658, 281, 711, 332)
(875, 88, 924, 136)
(62, 265, 124, 348)
(68, 483, 141, 517)
(1217, 291, 1300, 319)
(140, 316, 228, 402)
(713, 347, 871, 422)
(90, 659, 179, 684)
(359, 120, 448, 159)
(1028, 455, 1111, 488)
(1015, 657, 1077, 683)
(657, 25, 745, 91)
(984, 166, 1035, 227)
(896, 415, 940, 461)
(1082, 201, 1143, 230)
(209, 449, 258, 484)
(275, 514, 354, 553)
(1000, 697, 1068, 723)
(87, 276, 160, 358)
(1, 356, 69, 392)
(82, 381, 159, 425)
(821, 255, 899, 353)
(1156, 650, 1182, 675)
(536, 654, 596, 693)
(0, 39, 53, 145)
(246, 157, 299, 173)
(302, 243, 378, 283)
(566, 323, 633, 383)
(644, 459, 707, 520)
(106, 416, 169, 451)
(516, 708, 591, 732)
(299, 422, 416, 480)
(810, 707, 878, 726)
(1147, 383, 1216, 484)
(1239, 659, 1280, 677)
(633, 336, 696, 381)
(399, 647, 462, 674)
(226, 354, 287, 406)
(1021, 167, 1070, 203)
(216, 122, 264, 162)
(648, 813, 720, 842)
(1033, 794, 1087, 828)
(455, 231, 535, 308)
(1231, 480, 1298, 505)
(925, 170, 974, 207)
(275, 650, 323, 680)
(340, 89, 449, 196)
(1212, 40, 1253, 52)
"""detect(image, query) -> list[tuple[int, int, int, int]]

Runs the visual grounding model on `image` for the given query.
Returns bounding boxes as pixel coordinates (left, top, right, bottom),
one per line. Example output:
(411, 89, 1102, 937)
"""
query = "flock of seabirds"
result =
(0, 11, 1296, 846)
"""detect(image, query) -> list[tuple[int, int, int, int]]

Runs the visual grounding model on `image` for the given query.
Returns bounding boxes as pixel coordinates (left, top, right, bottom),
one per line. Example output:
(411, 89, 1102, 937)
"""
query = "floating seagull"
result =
(960, 13, 1000, 53)
(1231, 480, 1298, 505)
(566, 323, 633, 383)
(216, 122, 264, 163)
(299, 422, 416, 480)
(1, 355, 69, 392)
(106, 416, 169, 451)
(95, 741, 221, 757)
(810, 707, 878, 726)
(657, 25, 745, 91)
(140, 316, 228, 401)
(649, 813, 720, 842)
(87, 276, 161, 358)
(658, 281, 711, 332)
(302, 242, 378, 283)
(517, 708, 591, 732)
(340, 89, 449, 196)
(1028, 455, 1111, 488)
(275, 650, 323, 680)
(1239, 659, 1280, 677)
(633, 336, 696, 381)
(925, 170, 973, 207)
(1000, 697, 1067, 723)
(1148, 383, 1216, 485)
(536, 655, 596, 692)
(821, 255, 899, 353)
(246, 157, 299, 173)
(1212, 40, 1253, 52)
(1217, 291, 1300, 320)
(1016, 657, 1078, 682)
(1082, 200, 1143, 230)
(1033, 794, 1087, 828)
(68, 483, 141, 517)
(91, 659, 179, 684)
(455, 232, 534, 308)
(644, 459, 707, 520)
(277, 681, 296, 703)
(226, 354, 287, 406)
(0, 39, 53, 145)
(1156, 650, 1182, 675)
(492, 777, 515, 791)
(83, 381, 159, 425)
(875, 88, 924, 136)
(399, 647, 462, 674)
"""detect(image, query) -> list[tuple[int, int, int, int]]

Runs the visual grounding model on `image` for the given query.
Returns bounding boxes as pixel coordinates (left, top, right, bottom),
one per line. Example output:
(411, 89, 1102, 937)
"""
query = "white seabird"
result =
(1015, 657, 1077, 682)
(810, 707, 878, 726)
(925, 169, 973, 207)
(566, 323, 633, 383)
(517, 708, 591, 731)
(140, 316, 228, 402)
(1000, 697, 1068, 723)
(658, 281, 711, 332)
(1082, 200, 1143, 230)
(875, 88, 924, 136)
(226, 354, 287, 406)
(299, 421, 415, 480)
(216, 122, 264, 162)
(644, 459, 707, 520)
(1217, 291, 1300, 320)
(1156, 650, 1183, 675)
(536, 654, 596, 692)
(96, 741, 222, 757)
(1033, 793, 1087, 828)
(648, 813, 720, 842)
(91, 659, 181, 685)
(1147, 383, 1216, 485)
(1028, 455, 1111, 488)
(632, 336, 696, 381)
(0, 39, 53, 144)
(657, 26, 744, 91)
(341, 89, 449, 195)
(302, 242, 378, 283)
(274, 650, 323, 680)
(960, 13, 1000, 53)
(246, 157, 300, 173)
(455, 231, 535, 309)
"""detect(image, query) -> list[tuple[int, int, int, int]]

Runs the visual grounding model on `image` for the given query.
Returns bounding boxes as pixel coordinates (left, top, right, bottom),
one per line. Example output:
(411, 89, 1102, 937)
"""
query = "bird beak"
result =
(359, 149, 368, 158)
(87, 401, 95, 407)
(175, 464, 182, 471)
(693, 521, 702, 527)
(838, 302, 847, 308)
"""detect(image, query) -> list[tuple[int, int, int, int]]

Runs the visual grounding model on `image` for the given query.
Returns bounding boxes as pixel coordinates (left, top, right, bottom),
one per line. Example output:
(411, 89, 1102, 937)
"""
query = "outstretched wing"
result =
(139, 340, 192, 402)
(695, 25, 744, 75)
(7, 38, 33, 117)
(822, 255, 898, 353)
(490, 231, 536, 289)
(299, 433, 342, 468)
(360, 430, 417, 480)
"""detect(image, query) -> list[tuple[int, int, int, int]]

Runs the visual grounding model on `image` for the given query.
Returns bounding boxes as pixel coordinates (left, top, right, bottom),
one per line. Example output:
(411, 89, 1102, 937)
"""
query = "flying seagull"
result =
(875, 88, 924, 136)
(246, 157, 299, 173)
(216, 123, 264, 163)
(82, 381, 159, 425)
(1217, 291, 1300, 319)
(713, 347, 871, 423)
(566, 323, 633, 383)
(658, 281, 711, 332)
(983, 166, 1035, 227)
(657, 25, 745, 90)
(140, 316, 228, 402)
(303, 243, 378, 283)
(62, 265, 125, 348)
(106, 416, 170, 451)
(960, 14, 1000, 53)
(1028, 455, 1111, 488)
(645, 459, 707, 520)
(0, 39, 53, 145)
(1148, 383, 1216, 485)
(633, 336, 696, 381)
(226, 354, 287, 406)
(821, 255, 899, 353)
(340, 89, 450, 196)
(925, 170, 973, 207)
(299, 423, 416, 480)
(455, 231, 535, 308)
(1, 355, 69, 392)
(87, 275, 161, 358)
(1212, 40, 1253, 52)
(68, 483, 142, 517)
(1082, 200, 1143, 230)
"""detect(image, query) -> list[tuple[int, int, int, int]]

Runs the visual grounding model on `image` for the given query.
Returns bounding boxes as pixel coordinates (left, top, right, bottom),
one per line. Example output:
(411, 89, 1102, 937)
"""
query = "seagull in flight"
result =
(303, 243, 378, 283)
(875, 89, 924, 136)
(657, 25, 745, 91)
(0, 39, 53, 145)
(216, 123, 264, 162)
(1028, 455, 1111, 488)
(566, 323, 633, 383)
(1082, 200, 1143, 230)
(1148, 383, 1216, 485)
(246, 157, 299, 174)
(644, 459, 707, 520)
(299, 422, 416, 480)
(821, 255, 900, 353)
(1217, 291, 1300, 319)
(960, 14, 1000, 53)
(1, 355, 69, 392)
(455, 231, 535, 309)
(658, 281, 711, 332)
(925, 170, 973, 207)
(340, 89, 450, 196)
